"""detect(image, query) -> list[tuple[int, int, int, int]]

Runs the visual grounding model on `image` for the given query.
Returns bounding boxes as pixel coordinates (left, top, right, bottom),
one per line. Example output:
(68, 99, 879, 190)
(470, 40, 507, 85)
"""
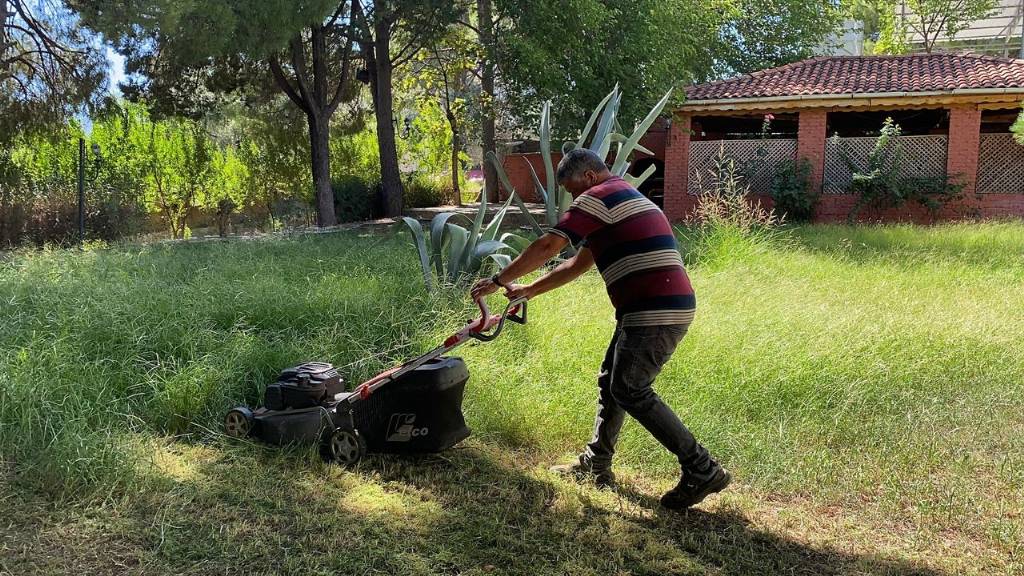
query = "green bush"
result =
(404, 174, 452, 208)
(332, 176, 377, 222)
(1012, 108, 1023, 144)
(770, 158, 817, 222)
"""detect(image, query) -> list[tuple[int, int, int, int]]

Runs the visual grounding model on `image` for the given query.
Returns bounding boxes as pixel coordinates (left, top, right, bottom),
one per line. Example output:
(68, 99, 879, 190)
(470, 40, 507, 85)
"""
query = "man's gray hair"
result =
(556, 148, 608, 182)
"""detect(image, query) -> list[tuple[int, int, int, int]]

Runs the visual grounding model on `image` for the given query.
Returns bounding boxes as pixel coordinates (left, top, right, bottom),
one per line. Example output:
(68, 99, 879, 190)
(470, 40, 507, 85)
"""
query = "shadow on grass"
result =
(2, 440, 947, 575)
(146, 442, 944, 576)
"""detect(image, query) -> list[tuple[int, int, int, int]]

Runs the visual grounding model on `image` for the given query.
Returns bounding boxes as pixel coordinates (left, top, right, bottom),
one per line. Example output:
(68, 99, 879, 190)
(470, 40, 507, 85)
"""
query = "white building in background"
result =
(899, 0, 1024, 57)
(825, 19, 865, 56)
(819, 1, 1024, 58)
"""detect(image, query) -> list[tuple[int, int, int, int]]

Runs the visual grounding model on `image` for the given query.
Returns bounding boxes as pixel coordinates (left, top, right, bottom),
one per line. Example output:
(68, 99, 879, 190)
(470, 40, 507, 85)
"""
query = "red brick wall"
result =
(663, 114, 693, 220)
(797, 109, 828, 193)
(814, 193, 1024, 223)
(662, 192, 1024, 224)
(638, 125, 668, 160)
(947, 105, 981, 195)
(499, 153, 563, 202)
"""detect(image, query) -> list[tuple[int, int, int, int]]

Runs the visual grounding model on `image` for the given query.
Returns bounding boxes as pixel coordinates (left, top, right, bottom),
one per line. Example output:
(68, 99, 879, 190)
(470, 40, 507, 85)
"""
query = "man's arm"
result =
(506, 246, 594, 300)
(470, 232, 568, 300)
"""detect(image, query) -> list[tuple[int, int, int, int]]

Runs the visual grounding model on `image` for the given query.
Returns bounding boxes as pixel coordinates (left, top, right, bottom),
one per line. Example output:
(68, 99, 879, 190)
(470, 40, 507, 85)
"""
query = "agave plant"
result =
(486, 86, 673, 231)
(401, 192, 530, 292)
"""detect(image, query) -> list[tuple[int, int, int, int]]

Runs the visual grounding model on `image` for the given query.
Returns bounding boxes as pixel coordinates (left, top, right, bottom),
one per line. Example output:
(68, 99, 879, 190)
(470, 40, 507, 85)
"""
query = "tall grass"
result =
(460, 219, 1024, 532)
(680, 148, 785, 271)
(0, 235, 471, 497)
(1, 220, 1022, 547)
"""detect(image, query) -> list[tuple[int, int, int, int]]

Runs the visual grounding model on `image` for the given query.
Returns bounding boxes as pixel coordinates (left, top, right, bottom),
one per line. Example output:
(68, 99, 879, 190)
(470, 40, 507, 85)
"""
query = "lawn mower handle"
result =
(470, 297, 528, 342)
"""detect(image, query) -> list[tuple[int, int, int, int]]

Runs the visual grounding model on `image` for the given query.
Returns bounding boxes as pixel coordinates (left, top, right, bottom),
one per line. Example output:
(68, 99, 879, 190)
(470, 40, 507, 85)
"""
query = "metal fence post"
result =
(77, 137, 85, 245)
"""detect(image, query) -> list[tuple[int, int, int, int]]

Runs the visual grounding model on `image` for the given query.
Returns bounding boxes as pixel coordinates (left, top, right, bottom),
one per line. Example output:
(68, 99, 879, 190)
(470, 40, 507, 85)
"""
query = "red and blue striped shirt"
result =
(550, 176, 695, 327)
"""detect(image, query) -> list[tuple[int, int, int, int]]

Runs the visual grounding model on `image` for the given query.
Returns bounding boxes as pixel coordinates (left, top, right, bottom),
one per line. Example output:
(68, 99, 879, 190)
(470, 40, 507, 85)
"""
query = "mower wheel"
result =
(321, 427, 366, 466)
(224, 407, 254, 438)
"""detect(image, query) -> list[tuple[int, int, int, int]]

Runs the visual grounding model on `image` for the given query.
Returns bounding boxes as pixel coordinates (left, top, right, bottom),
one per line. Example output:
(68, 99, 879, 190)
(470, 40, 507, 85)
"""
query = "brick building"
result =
(502, 53, 1024, 222)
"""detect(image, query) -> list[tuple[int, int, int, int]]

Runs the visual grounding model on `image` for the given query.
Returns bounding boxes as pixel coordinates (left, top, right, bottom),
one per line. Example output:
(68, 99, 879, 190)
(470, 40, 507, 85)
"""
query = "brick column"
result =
(663, 113, 691, 221)
(947, 105, 981, 195)
(797, 109, 828, 194)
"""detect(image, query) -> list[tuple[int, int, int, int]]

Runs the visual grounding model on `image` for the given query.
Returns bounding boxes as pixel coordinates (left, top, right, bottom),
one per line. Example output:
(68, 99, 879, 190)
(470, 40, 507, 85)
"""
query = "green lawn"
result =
(1, 222, 1022, 575)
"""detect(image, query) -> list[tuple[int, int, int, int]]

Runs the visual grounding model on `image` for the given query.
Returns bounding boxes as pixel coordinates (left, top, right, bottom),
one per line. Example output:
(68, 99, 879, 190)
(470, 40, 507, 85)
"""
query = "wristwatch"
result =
(491, 272, 509, 289)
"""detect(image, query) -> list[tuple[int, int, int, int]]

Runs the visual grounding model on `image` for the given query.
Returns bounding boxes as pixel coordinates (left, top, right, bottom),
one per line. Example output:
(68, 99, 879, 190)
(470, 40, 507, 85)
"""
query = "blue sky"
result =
(106, 47, 126, 95)
(80, 46, 125, 133)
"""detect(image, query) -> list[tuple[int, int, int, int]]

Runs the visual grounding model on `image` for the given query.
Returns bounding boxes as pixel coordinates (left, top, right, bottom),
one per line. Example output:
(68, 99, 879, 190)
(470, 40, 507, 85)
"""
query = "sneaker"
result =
(660, 467, 731, 510)
(549, 461, 616, 488)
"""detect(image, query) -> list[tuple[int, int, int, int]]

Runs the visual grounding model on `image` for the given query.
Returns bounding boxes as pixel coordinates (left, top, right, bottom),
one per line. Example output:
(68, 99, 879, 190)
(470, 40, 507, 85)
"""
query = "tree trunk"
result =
(1, 1, 9, 75)
(369, 17, 403, 217)
(268, 27, 341, 228)
(447, 109, 462, 206)
(477, 0, 498, 202)
(308, 112, 336, 226)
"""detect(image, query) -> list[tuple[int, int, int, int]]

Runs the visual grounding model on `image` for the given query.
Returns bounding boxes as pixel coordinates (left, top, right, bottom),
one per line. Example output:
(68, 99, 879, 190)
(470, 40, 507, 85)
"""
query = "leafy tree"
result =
(404, 27, 477, 204)
(1, 0, 105, 136)
(714, 0, 843, 75)
(76, 0, 362, 227)
(143, 118, 217, 239)
(351, 0, 459, 216)
(210, 147, 246, 236)
(869, 0, 999, 53)
(471, 0, 498, 201)
(507, 0, 838, 127)
(471, 0, 839, 171)
(235, 111, 313, 224)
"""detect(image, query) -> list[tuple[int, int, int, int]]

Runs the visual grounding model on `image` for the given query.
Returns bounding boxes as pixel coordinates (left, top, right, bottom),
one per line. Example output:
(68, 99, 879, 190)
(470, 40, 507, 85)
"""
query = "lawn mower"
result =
(223, 297, 527, 466)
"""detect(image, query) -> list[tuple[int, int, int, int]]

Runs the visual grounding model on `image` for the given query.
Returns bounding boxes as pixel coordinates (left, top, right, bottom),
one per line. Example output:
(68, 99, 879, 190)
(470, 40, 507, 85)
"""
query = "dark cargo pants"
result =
(580, 323, 716, 480)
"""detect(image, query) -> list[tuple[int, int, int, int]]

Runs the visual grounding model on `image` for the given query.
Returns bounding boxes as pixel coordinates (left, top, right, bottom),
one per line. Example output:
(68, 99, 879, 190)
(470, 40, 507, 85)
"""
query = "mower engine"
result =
(224, 358, 471, 466)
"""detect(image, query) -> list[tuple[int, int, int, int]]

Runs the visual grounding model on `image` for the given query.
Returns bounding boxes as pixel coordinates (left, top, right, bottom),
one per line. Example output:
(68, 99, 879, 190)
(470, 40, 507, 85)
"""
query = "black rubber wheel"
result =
(224, 407, 254, 438)
(321, 427, 366, 466)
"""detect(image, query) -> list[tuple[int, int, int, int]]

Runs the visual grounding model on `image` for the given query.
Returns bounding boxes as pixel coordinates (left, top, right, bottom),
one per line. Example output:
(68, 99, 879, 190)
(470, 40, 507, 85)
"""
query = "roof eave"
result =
(679, 88, 1024, 111)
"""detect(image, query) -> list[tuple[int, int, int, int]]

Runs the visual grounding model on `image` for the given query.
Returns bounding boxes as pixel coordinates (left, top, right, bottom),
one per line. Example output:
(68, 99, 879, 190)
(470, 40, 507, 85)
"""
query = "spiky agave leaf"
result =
(623, 163, 657, 189)
(486, 253, 512, 270)
(444, 223, 471, 282)
(462, 177, 491, 272)
(577, 86, 618, 149)
(481, 194, 516, 242)
(400, 217, 434, 292)
(539, 101, 558, 227)
(466, 240, 512, 276)
(428, 212, 463, 277)
(522, 157, 547, 204)
(611, 89, 673, 176)
(609, 133, 655, 157)
(592, 90, 622, 159)
(558, 187, 573, 217)
(499, 232, 531, 254)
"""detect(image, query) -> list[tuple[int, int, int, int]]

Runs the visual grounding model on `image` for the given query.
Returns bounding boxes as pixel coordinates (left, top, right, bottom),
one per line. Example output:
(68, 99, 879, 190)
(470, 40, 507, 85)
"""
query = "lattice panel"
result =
(823, 137, 875, 195)
(823, 135, 948, 194)
(687, 139, 797, 195)
(977, 133, 1024, 194)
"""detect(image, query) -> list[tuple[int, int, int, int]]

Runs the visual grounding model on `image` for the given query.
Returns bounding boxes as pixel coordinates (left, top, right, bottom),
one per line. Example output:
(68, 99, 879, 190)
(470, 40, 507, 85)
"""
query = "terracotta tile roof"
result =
(685, 53, 1024, 101)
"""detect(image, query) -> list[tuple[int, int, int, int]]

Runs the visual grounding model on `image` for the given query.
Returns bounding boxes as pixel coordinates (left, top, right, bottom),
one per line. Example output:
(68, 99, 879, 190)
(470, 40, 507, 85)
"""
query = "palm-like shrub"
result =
(400, 193, 529, 292)
(487, 86, 673, 232)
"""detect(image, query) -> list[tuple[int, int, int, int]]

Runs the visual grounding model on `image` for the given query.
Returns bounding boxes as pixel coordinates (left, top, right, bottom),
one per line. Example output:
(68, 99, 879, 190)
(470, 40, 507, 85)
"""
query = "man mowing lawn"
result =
(471, 148, 730, 510)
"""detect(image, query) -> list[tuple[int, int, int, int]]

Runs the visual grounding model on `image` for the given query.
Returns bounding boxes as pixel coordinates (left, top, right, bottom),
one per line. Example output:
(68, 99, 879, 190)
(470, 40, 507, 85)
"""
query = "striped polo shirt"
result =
(549, 176, 695, 327)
